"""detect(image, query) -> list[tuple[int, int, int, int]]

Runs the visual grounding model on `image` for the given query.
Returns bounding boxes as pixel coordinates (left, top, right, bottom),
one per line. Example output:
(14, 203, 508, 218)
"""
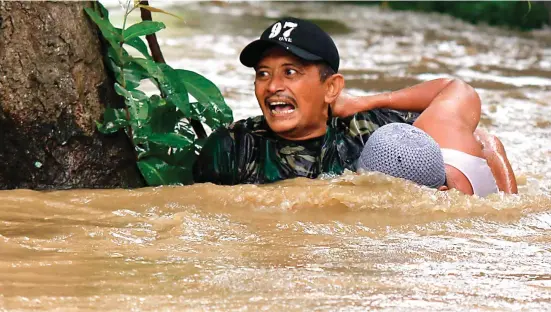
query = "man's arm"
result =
(338, 78, 482, 153)
(333, 78, 457, 117)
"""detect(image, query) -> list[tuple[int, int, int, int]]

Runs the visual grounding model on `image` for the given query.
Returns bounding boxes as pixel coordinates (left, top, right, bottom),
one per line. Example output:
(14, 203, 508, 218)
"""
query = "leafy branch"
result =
(137, 0, 207, 139)
(85, 1, 233, 186)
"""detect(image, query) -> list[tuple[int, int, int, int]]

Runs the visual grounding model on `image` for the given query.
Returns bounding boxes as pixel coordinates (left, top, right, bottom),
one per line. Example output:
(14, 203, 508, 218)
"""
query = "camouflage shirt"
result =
(193, 109, 418, 185)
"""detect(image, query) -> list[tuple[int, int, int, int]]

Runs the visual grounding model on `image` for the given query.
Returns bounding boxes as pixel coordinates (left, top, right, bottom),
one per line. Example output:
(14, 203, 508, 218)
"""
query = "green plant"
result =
(85, 1, 233, 186)
(382, 1, 549, 30)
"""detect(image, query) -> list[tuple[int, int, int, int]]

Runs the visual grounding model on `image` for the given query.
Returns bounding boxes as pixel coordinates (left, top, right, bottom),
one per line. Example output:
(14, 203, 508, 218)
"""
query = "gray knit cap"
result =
(357, 123, 446, 188)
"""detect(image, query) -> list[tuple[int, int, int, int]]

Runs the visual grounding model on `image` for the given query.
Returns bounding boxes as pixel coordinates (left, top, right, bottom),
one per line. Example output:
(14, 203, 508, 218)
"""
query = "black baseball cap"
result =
(240, 17, 340, 72)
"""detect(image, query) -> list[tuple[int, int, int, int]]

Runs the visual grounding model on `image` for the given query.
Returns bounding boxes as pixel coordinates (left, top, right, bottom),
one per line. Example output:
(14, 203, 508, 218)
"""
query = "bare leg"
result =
(474, 129, 518, 194)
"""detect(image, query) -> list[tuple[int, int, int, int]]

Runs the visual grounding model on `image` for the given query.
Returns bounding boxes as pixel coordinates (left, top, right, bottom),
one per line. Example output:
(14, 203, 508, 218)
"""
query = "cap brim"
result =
(240, 39, 323, 68)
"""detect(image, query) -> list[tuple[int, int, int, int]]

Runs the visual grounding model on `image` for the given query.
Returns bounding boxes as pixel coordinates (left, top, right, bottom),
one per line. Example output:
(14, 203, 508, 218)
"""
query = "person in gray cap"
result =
(357, 122, 517, 196)
(355, 83, 518, 196)
(357, 123, 448, 190)
(193, 16, 517, 192)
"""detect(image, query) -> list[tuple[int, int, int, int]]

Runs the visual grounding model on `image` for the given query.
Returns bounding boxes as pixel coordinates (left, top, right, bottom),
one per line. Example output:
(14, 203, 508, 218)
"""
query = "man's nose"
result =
(267, 74, 285, 94)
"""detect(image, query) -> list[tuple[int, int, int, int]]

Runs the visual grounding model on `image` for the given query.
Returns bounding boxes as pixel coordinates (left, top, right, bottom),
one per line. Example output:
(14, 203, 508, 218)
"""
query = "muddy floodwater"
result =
(1, 1, 551, 311)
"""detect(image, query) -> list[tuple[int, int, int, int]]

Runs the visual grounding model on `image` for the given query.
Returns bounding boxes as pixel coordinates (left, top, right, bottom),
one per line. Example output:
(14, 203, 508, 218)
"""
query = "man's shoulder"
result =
(334, 108, 419, 129)
(352, 108, 419, 123)
(329, 108, 420, 144)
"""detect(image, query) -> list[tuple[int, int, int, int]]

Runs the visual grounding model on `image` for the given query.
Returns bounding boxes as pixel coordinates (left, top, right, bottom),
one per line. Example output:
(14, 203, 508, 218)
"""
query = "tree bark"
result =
(0, 1, 145, 189)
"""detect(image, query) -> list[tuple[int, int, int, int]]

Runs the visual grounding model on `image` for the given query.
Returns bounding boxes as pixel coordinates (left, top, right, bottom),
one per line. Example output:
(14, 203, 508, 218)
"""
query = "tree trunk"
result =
(0, 1, 145, 189)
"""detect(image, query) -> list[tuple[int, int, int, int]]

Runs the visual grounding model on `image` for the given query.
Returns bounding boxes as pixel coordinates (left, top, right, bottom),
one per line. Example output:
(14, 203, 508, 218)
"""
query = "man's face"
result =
(254, 47, 329, 141)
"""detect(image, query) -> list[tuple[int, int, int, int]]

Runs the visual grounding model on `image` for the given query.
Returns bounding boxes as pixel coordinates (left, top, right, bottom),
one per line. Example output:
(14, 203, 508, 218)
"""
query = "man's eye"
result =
(256, 71, 269, 79)
(285, 68, 297, 76)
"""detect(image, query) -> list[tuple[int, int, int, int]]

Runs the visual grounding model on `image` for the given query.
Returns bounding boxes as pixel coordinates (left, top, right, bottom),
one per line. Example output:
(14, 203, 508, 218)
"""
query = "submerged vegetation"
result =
(85, 1, 233, 186)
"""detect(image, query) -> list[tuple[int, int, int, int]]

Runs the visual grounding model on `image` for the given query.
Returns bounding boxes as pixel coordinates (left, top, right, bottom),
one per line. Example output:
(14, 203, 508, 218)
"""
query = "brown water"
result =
(2, 1, 551, 311)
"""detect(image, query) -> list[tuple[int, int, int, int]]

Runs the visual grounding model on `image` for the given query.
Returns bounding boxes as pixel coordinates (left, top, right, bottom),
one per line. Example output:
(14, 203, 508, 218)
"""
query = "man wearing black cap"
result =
(192, 17, 489, 185)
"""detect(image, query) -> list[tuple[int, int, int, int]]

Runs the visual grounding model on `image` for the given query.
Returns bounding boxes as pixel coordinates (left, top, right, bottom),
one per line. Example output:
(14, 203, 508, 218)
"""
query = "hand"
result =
(331, 93, 379, 118)
(331, 93, 354, 118)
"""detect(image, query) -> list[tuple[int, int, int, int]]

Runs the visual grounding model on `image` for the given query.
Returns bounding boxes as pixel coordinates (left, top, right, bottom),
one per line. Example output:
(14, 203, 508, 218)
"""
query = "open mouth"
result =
(267, 100, 296, 116)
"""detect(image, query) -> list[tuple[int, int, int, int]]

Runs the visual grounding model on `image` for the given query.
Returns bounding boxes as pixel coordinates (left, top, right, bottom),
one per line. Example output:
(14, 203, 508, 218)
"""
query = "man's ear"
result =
(324, 74, 345, 104)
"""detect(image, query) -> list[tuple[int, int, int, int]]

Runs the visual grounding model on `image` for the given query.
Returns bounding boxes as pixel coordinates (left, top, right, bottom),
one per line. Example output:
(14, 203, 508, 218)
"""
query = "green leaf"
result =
(124, 37, 152, 60)
(132, 58, 166, 81)
(106, 45, 124, 70)
(96, 119, 128, 134)
(124, 61, 148, 89)
(133, 60, 191, 117)
(114, 82, 131, 98)
(137, 157, 191, 186)
(123, 21, 166, 42)
(137, 143, 169, 161)
(174, 119, 196, 138)
(115, 27, 152, 60)
(158, 64, 191, 116)
(176, 70, 225, 106)
(176, 69, 233, 129)
(95, 1, 110, 19)
(105, 51, 120, 79)
(124, 92, 150, 123)
(112, 83, 150, 141)
(128, 99, 149, 122)
(149, 98, 185, 133)
(84, 8, 121, 53)
(149, 94, 165, 109)
(132, 123, 152, 144)
(148, 133, 193, 148)
(114, 83, 146, 100)
(108, 56, 148, 89)
(103, 108, 127, 123)
(130, 89, 149, 102)
(97, 107, 128, 134)
(168, 145, 197, 168)
(137, 142, 190, 167)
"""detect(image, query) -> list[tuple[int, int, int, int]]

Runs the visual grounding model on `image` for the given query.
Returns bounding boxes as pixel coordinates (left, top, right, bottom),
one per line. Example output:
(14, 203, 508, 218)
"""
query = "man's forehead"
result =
(255, 46, 309, 68)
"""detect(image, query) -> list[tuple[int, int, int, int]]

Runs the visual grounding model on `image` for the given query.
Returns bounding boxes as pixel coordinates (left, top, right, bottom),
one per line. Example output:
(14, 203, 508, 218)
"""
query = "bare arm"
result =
(474, 129, 518, 194)
(412, 79, 482, 153)
(347, 78, 483, 154)
(333, 78, 456, 117)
